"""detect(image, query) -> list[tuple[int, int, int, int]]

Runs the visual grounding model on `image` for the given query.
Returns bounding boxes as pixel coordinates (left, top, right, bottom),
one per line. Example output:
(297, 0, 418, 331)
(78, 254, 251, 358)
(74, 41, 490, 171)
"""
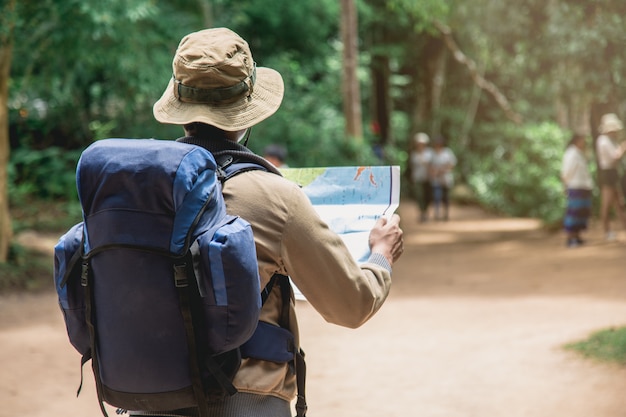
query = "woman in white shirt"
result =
(561, 134, 593, 247)
(595, 113, 626, 241)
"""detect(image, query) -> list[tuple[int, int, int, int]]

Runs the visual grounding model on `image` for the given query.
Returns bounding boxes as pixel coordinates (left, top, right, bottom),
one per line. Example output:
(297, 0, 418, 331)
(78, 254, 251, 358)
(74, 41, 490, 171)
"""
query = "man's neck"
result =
(176, 135, 282, 175)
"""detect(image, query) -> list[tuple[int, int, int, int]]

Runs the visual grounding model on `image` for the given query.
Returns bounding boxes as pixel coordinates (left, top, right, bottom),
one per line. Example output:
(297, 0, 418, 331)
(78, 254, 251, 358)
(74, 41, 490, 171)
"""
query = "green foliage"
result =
(465, 122, 570, 224)
(246, 43, 379, 168)
(543, 0, 626, 101)
(386, 0, 449, 31)
(0, 245, 52, 292)
(9, 0, 187, 146)
(8, 0, 626, 295)
(3, 198, 81, 292)
(225, 0, 340, 62)
(565, 326, 626, 366)
(11, 198, 82, 235)
(9, 147, 81, 201)
(218, 0, 382, 167)
(0, 0, 16, 42)
(6, 0, 626, 220)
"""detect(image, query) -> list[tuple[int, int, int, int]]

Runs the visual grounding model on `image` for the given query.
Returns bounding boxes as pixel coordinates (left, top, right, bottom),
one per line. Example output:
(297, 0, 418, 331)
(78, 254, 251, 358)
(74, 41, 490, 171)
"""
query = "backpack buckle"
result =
(173, 263, 189, 287)
(215, 154, 234, 183)
(81, 261, 89, 287)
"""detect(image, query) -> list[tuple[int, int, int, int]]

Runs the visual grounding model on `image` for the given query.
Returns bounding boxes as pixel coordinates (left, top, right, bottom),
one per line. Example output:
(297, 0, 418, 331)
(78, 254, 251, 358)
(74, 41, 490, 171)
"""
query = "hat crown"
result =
(173, 28, 254, 91)
(414, 132, 430, 144)
(153, 27, 284, 131)
(599, 113, 623, 134)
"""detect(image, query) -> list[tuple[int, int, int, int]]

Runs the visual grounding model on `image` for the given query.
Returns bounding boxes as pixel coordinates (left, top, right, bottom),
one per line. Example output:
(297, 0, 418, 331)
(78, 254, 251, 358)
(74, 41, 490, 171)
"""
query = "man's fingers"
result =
(387, 213, 401, 226)
(378, 213, 400, 228)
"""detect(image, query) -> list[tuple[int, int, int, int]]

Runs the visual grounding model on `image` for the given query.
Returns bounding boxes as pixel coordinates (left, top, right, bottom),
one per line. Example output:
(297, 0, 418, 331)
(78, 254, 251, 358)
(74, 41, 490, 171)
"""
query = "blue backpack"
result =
(54, 139, 299, 416)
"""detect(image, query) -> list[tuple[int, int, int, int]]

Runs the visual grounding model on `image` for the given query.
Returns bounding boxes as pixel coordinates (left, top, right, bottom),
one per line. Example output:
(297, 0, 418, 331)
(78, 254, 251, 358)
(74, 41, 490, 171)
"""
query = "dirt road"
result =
(2, 203, 626, 417)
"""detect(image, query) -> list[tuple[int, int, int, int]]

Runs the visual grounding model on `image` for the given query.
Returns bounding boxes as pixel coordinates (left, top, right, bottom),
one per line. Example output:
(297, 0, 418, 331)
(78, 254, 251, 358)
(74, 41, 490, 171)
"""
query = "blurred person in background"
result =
(595, 113, 626, 241)
(408, 132, 433, 222)
(263, 143, 288, 168)
(561, 133, 593, 247)
(429, 136, 457, 221)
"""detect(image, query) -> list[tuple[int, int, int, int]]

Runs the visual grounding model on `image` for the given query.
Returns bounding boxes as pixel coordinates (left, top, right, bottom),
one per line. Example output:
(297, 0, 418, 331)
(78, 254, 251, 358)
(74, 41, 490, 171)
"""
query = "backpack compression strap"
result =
(264, 274, 308, 417)
(173, 251, 213, 417)
(184, 243, 239, 398)
(59, 237, 95, 401)
(81, 258, 112, 417)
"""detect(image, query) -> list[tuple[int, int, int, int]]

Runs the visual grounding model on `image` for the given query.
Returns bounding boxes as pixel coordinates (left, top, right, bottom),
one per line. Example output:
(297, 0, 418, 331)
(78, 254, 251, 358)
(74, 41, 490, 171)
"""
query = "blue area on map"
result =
(304, 166, 394, 206)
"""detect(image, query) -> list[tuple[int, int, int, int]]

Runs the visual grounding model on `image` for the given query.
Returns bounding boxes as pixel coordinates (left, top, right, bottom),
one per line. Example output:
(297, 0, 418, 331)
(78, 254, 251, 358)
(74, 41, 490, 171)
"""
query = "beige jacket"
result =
(221, 168, 392, 401)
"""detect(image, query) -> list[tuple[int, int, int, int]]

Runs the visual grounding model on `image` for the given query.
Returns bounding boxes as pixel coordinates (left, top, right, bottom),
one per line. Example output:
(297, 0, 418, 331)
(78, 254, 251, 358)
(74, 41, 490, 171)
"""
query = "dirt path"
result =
(2, 203, 626, 417)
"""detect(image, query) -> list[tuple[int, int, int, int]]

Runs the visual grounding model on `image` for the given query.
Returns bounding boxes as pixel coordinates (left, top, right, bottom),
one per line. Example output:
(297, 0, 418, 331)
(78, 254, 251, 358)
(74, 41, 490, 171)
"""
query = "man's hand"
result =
(369, 214, 404, 265)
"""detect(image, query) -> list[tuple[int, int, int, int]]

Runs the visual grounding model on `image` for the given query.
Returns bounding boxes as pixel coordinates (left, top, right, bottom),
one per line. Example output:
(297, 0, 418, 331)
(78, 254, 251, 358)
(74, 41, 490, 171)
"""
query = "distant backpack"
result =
(54, 138, 299, 416)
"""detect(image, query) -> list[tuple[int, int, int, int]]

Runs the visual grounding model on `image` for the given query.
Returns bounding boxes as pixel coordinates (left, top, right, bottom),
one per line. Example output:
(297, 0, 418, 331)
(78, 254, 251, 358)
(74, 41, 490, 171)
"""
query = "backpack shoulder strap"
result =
(213, 153, 270, 183)
(259, 274, 308, 417)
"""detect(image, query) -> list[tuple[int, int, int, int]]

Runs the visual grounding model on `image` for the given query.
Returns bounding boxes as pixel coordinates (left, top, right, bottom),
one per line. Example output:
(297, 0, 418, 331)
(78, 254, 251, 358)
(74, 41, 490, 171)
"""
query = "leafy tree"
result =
(9, 0, 194, 148)
(466, 122, 569, 224)
(7, 0, 626, 229)
(215, 0, 379, 166)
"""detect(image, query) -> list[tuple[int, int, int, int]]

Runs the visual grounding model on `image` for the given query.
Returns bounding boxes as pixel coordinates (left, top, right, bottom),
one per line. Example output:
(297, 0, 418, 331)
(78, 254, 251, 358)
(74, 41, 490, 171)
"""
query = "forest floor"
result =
(2, 202, 626, 417)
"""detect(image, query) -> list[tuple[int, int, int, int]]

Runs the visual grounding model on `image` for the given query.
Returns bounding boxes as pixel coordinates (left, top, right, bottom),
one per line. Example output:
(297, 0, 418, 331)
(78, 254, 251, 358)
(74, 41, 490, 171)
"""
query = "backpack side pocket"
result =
(195, 215, 262, 354)
(54, 222, 90, 355)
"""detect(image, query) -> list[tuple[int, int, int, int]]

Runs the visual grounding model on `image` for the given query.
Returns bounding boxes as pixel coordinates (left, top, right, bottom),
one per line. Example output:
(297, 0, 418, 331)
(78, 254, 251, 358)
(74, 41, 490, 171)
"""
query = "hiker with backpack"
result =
(55, 27, 403, 417)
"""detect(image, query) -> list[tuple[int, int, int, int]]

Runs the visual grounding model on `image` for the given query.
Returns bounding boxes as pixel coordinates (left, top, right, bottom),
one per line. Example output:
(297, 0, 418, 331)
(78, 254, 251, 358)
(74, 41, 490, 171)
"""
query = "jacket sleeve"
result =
(280, 184, 392, 329)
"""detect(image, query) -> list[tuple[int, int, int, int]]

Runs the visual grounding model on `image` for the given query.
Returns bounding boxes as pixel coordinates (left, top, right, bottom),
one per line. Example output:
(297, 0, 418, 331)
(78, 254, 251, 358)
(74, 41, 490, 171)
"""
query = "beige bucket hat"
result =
(414, 132, 430, 144)
(598, 113, 623, 134)
(153, 28, 284, 131)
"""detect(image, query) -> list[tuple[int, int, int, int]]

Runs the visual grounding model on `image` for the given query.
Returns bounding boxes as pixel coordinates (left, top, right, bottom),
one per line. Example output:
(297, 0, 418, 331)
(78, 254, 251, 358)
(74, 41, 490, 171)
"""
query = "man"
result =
(149, 28, 404, 417)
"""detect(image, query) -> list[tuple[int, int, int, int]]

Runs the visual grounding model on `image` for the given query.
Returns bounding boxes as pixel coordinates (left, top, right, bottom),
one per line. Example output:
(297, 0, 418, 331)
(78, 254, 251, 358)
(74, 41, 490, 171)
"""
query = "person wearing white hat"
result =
(409, 132, 434, 222)
(147, 28, 404, 417)
(595, 113, 626, 240)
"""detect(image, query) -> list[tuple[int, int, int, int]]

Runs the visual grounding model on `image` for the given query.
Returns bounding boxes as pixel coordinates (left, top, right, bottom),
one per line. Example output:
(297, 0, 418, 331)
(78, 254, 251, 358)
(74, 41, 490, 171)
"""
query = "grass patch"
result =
(564, 327, 626, 366)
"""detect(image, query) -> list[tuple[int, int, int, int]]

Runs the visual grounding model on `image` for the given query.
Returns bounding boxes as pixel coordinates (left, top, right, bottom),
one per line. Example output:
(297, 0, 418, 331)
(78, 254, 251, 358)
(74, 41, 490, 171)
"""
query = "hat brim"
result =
(153, 67, 284, 131)
(599, 124, 623, 134)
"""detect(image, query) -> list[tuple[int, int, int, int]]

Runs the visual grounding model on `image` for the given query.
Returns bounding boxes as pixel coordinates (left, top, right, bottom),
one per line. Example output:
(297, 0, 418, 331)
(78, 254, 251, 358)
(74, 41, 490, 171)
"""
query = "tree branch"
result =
(434, 21, 523, 125)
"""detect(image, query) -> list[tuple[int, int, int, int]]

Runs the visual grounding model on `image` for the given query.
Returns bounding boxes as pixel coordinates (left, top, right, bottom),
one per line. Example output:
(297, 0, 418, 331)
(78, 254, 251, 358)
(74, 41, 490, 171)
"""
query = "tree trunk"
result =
(198, 0, 213, 27)
(428, 41, 447, 137)
(340, 0, 363, 142)
(371, 52, 390, 144)
(410, 35, 446, 138)
(0, 0, 16, 262)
